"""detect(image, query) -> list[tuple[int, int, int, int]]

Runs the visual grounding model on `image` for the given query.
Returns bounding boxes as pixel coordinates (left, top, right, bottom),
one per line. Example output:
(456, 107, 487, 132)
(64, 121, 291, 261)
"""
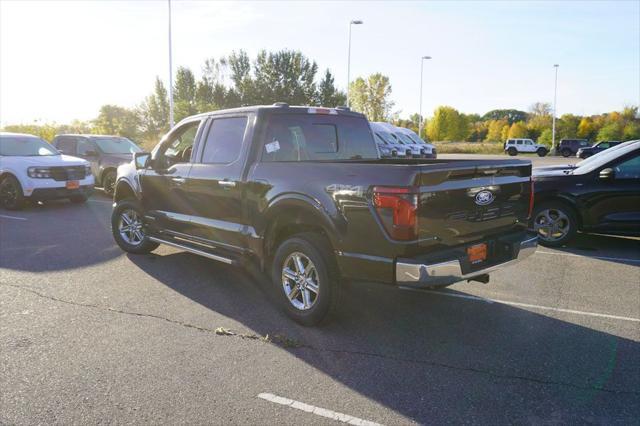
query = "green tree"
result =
(482, 109, 528, 125)
(349, 73, 394, 122)
(507, 121, 528, 139)
(426, 106, 467, 141)
(577, 117, 596, 140)
(251, 49, 318, 105)
(138, 77, 169, 140)
(227, 50, 253, 104)
(623, 121, 640, 140)
(597, 122, 624, 141)
(174, 67, 197, 121)
(93, 105, 139, 139)
(484, 119, 508, 142)
(537, 129, 553, 147)
(315, 69, 346, 107)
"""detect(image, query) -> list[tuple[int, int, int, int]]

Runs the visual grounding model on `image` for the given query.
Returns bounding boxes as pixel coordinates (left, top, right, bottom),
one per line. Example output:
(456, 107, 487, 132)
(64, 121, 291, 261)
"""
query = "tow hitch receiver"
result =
(468, 274, 490, 284)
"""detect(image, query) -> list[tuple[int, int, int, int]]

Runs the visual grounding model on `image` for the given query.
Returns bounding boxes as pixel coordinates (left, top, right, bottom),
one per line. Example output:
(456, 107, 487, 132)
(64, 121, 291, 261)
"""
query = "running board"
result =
(148, 236, 235, 265)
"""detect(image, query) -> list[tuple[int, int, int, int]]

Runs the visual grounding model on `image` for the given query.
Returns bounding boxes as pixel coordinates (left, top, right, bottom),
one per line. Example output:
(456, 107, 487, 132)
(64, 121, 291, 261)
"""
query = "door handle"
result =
(171, 177, 186, 184)
(219, 180, 236, 188)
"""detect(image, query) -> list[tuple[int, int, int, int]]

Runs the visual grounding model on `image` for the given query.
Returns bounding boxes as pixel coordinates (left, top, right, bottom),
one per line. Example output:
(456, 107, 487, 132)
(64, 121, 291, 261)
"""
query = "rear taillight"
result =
(528, 179, 535, 219)
(372, 186, 418, 240)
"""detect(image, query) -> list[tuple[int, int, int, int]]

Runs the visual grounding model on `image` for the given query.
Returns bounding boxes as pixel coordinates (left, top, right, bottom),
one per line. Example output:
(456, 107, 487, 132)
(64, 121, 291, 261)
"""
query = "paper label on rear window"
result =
(265, 140, 280, 153)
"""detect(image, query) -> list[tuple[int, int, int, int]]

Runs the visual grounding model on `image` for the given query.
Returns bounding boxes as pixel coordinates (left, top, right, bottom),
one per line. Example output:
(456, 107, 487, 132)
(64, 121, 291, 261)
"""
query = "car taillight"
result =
(372, 186, 418, 240)
(528, 179, 535, 219)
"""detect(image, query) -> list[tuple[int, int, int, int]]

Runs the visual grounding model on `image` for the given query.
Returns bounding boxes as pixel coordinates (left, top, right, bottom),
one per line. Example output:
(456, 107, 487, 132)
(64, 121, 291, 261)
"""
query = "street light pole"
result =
(168, 0, 175, 128)
(419, 56, 431, 138)
(551, 64, 559, 152)
(346, 20, 363, 107)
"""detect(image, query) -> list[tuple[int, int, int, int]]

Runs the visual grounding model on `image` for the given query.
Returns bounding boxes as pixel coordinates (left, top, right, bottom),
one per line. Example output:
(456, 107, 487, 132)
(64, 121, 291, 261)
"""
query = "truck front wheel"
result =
(111, 199, 159, 254)
(271, 232, 340, 326)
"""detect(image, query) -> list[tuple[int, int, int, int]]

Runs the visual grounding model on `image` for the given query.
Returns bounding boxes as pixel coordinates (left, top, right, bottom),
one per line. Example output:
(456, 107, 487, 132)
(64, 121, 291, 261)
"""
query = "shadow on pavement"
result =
(545, 233, 640, 267)
(128, 251, 640, 424)
(0, 198, 120, 272)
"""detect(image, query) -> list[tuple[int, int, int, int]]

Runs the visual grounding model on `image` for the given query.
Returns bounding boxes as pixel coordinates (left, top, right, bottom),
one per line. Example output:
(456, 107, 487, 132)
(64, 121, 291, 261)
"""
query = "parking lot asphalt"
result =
(1, 191, 639, 425)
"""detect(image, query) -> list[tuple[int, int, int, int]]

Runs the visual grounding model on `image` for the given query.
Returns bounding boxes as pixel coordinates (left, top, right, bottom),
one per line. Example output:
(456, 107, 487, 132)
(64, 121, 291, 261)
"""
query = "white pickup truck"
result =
(504, 138, 548, 157)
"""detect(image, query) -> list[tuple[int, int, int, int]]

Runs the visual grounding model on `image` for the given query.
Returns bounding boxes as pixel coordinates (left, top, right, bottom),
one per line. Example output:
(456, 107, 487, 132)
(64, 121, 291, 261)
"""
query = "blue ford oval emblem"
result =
(475, 190, 495, 206)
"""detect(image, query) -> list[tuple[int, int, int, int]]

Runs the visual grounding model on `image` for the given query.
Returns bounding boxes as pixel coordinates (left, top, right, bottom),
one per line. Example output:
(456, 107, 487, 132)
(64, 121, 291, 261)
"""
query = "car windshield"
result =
(0, 135, 59, 156)
(573, 141, 640, 173)
(93, 137, 142, 154)
(394, 132, 415, 145)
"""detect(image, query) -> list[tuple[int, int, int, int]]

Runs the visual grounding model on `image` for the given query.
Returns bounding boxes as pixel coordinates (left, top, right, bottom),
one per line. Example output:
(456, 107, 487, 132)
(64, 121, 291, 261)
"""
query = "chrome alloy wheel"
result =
(118, 209, 145, 246)
(534, 208, 571, 242)
(282, 252, 319, 311)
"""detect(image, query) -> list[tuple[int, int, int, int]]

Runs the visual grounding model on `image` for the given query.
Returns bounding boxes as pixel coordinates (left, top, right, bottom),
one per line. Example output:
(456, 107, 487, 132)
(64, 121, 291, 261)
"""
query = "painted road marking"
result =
(536, 250, 640, 264)
(401, 288, 640, 323)
(257, 393, 383, 426)
(0, 214, 27, 221)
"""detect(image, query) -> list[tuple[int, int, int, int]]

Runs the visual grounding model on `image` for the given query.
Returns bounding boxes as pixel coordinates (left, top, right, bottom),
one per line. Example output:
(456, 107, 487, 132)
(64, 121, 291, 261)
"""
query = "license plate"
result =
(467, 243, 487, 264)
(66, 180, 80, 190)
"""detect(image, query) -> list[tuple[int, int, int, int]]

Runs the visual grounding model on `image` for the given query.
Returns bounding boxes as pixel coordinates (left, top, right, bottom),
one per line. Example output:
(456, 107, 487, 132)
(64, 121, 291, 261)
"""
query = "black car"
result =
(576, 140, 621, 159)
(110, 104, 537, 325)
(52, 134, 142, 195)
(532, 140, 640, 246)
(556, 139, 590, 157)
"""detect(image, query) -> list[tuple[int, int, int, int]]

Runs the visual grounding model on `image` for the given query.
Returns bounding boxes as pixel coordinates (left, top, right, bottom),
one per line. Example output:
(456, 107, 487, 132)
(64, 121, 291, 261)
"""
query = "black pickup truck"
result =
(111, 104, 537, 325)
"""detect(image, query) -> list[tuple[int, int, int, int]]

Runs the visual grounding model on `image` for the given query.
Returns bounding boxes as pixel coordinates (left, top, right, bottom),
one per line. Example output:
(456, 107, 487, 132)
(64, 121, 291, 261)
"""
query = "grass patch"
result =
(434, 141, 505, 155)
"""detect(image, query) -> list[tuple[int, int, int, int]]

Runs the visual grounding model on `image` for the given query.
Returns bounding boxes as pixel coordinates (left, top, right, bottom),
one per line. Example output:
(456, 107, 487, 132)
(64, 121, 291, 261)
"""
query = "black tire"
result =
(69, 194, 88, 204)
(111, 198, 159, 254)
(271, 232, 340, 326)
(561, 149, 571, 158)
(507, 147, 518, 156)
(102, 170, 117, 196)
(537, 148, 548, 157)
(0, 175, 25, 210)
(531, 201, 578, 247)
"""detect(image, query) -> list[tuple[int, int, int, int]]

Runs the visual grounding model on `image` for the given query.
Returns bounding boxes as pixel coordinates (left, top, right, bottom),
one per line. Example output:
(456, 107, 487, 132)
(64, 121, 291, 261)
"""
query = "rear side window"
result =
(201, 116, 247, 164)
(56, 137, 76, 154)
(261, 114, 378, 162)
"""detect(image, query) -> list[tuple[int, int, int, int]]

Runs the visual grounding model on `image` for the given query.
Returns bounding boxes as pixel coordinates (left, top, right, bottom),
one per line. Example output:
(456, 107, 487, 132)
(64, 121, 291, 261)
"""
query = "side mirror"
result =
(134, 152, 151, 169)
(599, 168, 615, 180)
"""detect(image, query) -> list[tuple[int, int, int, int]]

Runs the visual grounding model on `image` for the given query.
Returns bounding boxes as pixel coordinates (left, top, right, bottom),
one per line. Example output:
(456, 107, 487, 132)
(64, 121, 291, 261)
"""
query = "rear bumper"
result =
(396, 233, 537, 288)
(29, 185, 94, 201)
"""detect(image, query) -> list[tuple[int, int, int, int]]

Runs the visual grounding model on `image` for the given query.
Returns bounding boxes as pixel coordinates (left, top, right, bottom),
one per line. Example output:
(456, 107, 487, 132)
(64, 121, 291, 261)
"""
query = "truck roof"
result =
(187, 104, 366, 121)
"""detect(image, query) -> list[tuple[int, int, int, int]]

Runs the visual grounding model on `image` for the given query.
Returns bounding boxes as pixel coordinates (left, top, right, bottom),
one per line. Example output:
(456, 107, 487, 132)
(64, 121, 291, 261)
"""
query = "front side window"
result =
(200, 117, 248, 164)
(93, 137, 141, 154)
(598, 142, 610, 149)
(613, 154, 640, 179)
(162, 120, 201, 164)
(0, 135, 58, 156)
(56, 137, 76, 155)
(77, 139, 95, 155)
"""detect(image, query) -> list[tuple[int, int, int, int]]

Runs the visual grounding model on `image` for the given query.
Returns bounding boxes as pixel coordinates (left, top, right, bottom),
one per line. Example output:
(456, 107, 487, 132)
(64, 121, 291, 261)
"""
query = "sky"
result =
(0, 0, 638, 126)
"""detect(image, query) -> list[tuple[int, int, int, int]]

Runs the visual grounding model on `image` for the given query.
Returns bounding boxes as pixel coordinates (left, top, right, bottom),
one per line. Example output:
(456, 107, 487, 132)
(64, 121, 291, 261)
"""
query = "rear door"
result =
(182, 114, 252, 251)
(75, 137, 100, 176)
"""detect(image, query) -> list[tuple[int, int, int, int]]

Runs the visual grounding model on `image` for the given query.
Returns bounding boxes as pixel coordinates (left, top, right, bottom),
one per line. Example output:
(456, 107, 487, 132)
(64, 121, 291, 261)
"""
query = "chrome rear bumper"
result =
(396, 235, 537, 288)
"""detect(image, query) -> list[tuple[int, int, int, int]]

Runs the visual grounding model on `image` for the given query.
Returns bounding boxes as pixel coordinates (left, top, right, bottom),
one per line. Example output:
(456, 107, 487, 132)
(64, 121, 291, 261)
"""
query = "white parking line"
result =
(257, 393, 383, 426)
(0, 214, 27, 221)
(536, 250, 640, 264)
(402, 288, 640, 323)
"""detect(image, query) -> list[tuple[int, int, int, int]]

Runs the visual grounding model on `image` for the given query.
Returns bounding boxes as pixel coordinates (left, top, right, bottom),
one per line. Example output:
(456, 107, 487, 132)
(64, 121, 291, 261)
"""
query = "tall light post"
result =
(168, 0, 175, 128)
(551, 64, 559, 152)
(346, 19, 363, 107)
(419, 56, 432, 138)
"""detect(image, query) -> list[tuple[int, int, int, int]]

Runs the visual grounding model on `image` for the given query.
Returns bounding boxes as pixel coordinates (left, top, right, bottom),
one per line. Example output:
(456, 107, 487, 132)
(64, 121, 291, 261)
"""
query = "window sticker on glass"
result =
(266, 140, 280, 153)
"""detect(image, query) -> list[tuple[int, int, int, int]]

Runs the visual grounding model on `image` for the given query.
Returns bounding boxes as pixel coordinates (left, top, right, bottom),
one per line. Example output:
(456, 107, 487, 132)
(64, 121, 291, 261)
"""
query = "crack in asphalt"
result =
(3, 282, 638, 397)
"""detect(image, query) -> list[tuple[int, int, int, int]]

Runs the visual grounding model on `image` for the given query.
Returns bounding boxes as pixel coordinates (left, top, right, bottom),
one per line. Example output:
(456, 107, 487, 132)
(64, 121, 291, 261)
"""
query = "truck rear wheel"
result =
(271, 232, 340, 326)
(537, 147, 548, 157)
(507, 147, 518, 156)
(561, 149, 571, 157)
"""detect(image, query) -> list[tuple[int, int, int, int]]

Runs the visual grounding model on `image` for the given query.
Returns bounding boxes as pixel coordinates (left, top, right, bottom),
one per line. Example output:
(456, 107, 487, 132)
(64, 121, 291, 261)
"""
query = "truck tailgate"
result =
(416, 161, 532, 247)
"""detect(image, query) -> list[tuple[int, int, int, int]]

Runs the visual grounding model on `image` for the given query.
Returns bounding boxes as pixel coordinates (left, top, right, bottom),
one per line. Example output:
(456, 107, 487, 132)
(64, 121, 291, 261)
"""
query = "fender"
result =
(114, 176, 141, 202)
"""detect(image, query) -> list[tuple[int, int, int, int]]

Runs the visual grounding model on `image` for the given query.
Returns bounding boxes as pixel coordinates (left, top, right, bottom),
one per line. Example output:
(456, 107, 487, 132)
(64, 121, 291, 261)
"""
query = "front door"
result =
(182, 114, 251, 252)
(75, 137, 100, 176)
(140, 119, 204, 235)
(582, 151, 640, 233)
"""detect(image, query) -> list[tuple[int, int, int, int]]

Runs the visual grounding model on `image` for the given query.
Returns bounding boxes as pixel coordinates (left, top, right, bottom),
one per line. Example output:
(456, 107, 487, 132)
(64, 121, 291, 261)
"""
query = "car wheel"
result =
(271, 232, 340, 326)
(0, 175, 25, 210)
(531, 201, 577, 247)
(561, 149, 571, 157)
(111, 198, 159, 254)
(536, 148, 548, 157)
(102, 170, 117, 196)
(69, 195, 88, 204)
(507, 147, 518, 156)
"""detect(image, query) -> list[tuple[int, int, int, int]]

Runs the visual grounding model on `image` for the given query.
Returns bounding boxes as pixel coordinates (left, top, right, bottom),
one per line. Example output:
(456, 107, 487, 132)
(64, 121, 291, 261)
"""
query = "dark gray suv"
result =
(52, 135, 141, 195)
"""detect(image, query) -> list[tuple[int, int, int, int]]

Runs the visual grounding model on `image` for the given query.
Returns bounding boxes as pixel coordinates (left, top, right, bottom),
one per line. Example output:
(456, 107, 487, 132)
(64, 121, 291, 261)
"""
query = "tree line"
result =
(3, 49, 638, 148)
